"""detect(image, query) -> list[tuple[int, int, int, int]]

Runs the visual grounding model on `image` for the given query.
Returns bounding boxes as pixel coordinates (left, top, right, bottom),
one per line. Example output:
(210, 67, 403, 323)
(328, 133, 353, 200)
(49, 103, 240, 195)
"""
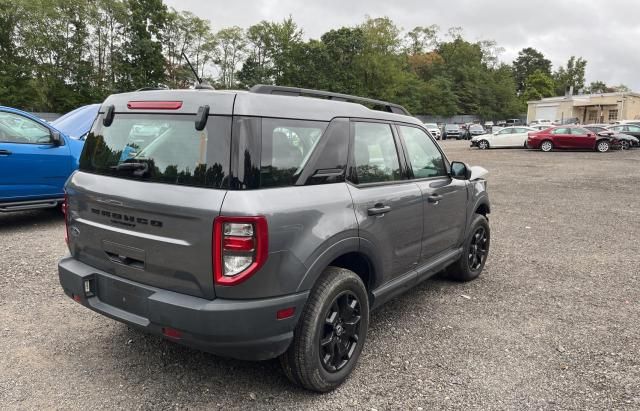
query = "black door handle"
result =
(367, 204, 392, 216)
(0, 149, 11, 156)
(428, 194, 443, 203)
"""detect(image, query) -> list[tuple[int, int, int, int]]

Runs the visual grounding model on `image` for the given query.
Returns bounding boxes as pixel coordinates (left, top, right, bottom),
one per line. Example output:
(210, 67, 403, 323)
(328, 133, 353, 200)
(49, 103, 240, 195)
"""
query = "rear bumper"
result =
(58, 255, 308, 360)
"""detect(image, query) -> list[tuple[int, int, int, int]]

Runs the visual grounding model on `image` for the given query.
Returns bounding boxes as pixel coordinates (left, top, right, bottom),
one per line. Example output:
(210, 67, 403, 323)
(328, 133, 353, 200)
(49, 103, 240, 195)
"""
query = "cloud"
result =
(164, 0, 640, 90)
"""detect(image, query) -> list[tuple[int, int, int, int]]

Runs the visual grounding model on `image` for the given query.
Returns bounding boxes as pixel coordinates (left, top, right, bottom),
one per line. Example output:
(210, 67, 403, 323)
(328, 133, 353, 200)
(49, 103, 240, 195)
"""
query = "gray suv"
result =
(58, 85, 491, 392)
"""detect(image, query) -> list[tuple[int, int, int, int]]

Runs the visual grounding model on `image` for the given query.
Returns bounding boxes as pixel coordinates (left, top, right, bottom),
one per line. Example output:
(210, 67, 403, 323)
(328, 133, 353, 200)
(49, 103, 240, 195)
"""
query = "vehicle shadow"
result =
(96, 274, 462, 404)
(0, 208, 63, 232)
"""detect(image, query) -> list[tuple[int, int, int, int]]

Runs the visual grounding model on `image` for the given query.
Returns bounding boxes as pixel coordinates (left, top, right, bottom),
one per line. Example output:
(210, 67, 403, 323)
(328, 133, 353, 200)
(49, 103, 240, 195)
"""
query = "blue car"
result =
(0, 104, 99, 212)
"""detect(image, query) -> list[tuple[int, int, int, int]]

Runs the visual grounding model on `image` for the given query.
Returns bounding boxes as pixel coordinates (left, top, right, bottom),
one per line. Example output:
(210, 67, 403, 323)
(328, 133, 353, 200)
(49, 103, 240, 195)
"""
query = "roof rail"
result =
(249, 85, 411, 116)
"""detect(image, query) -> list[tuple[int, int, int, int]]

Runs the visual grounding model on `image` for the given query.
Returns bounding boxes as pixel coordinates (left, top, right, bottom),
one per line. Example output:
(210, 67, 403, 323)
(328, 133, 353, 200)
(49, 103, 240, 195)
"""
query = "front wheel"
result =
(443, 214, 490, 282)
(619, 140, 630, 151)
(280, 267, 369, 392)
(596, 140, 610, 153)
(478, 140, 490, 150)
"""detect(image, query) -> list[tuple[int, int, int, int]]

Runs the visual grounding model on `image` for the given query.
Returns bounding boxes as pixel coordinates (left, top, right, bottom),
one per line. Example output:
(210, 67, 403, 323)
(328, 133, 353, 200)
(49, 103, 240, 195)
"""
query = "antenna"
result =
(181, 51, 214, 90)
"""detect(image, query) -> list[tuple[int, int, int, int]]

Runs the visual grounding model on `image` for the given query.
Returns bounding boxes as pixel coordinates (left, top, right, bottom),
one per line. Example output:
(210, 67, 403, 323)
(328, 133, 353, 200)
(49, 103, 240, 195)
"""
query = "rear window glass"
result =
(79, 114, 231, 188)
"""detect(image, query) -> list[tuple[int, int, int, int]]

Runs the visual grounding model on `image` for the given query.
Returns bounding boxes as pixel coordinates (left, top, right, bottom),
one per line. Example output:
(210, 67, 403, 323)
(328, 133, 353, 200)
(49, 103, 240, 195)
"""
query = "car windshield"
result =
(445, 124, 458, 130)
(470, 125, 483, 131)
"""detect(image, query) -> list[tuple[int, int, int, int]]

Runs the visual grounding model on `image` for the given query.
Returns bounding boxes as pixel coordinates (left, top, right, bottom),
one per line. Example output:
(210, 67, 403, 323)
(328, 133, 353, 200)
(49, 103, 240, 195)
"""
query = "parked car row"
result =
(469, 124, 639, 152)
(0, 104, 99, 212)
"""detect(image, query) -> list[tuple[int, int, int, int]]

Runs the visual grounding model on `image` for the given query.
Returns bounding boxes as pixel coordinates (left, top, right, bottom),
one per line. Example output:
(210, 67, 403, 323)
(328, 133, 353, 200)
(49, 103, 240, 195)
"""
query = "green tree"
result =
(213, 26, 246, 89)
(553, 56, 587, 95)
(118, 0, 168, 91)
(522, 69, 555, 102)
(512, 47, 552, 94)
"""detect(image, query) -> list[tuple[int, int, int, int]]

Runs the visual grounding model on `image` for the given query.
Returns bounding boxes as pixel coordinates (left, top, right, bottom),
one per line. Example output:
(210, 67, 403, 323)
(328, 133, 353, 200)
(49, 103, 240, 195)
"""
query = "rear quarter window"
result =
(231, 117, 328, 189)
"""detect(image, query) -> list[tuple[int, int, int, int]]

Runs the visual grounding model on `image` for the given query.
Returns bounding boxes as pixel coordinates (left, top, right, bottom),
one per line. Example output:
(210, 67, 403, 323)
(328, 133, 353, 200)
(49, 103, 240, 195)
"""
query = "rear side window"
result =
(79, 114, 231, 188)
(231, 117, 328, 189)
(261, 118, 327, 188)
(351, 122, 402, 184)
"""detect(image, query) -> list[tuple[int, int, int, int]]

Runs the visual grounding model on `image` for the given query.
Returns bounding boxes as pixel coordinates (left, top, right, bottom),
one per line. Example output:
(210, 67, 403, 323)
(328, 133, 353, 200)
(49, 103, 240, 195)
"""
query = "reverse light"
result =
(213, 216, 268, 286)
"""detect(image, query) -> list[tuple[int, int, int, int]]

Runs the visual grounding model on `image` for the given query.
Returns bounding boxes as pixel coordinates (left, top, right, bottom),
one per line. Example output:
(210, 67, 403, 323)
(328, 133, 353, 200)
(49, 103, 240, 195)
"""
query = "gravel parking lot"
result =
(1, 141, 639, 410)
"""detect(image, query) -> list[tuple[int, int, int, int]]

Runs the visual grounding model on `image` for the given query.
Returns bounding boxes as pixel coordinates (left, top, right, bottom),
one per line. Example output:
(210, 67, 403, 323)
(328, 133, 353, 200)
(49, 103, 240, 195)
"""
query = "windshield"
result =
(79, 114, 231, 188)
(445, 124, 458, 130)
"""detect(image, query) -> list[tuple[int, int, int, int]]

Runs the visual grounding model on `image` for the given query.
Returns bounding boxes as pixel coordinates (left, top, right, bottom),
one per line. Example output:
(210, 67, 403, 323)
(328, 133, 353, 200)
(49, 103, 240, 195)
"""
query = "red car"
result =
(527, 126, 617, 152)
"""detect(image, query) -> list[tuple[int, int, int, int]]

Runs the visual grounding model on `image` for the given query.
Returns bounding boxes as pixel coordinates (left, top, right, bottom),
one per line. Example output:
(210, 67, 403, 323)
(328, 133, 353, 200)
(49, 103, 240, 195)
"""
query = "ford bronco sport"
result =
(58, 85, 491, 392)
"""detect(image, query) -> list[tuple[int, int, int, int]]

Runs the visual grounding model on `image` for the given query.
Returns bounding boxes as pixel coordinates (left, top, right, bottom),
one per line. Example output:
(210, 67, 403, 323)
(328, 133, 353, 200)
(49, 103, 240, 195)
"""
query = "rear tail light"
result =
(213, 216, 268, 286)
(63, 194, 69, 245)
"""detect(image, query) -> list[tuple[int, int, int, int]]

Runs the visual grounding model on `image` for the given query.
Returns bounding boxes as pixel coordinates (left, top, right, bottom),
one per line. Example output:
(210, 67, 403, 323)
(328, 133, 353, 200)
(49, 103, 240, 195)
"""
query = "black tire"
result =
(478, 140, 490, 150)
(619, 140, 630, 150)
(443, 214, 490, 282)
(540, 140, 553, 152)
(280, 266, 369, 392)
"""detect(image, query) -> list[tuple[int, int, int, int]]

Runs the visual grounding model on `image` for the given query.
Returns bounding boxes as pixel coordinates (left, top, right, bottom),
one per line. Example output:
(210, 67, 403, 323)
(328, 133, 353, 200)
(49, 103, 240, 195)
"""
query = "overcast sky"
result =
(165, 0, 640, 90)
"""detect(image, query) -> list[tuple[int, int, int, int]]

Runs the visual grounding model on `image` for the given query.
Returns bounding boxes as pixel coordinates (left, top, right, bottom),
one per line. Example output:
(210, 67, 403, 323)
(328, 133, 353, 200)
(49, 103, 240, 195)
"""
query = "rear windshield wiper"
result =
(110, 160, 150, 176)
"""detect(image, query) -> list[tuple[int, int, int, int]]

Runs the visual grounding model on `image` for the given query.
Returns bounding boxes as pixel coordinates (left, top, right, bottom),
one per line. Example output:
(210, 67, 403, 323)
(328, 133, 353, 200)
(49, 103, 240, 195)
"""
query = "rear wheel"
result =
(443, 214, 490, 282)
(478, 140, 490, 150)
(596, 140, 610, 153)
(540, 140, 553, 152)
(280, 267, 369, 392)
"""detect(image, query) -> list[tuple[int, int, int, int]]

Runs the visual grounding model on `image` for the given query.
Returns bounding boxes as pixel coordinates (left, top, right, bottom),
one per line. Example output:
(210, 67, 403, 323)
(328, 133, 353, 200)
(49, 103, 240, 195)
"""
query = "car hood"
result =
(51, 104, 100, 139)
(613, 132, 639, 141)
(471, 133, 491, 141)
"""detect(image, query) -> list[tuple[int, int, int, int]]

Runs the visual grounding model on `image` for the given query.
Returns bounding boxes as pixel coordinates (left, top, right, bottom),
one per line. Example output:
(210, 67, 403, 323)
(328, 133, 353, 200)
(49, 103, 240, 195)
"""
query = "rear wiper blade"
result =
(110, 161, 150, 176)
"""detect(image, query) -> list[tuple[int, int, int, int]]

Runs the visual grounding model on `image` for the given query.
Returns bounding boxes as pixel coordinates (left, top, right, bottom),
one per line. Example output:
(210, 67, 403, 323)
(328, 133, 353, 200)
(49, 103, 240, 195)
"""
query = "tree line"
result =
(0, 0, 630, 117)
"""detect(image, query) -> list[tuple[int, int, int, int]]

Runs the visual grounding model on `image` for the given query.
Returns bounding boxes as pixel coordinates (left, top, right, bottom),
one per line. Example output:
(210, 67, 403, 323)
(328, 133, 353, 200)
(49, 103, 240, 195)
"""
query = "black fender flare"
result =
(295, 237, 384, 294)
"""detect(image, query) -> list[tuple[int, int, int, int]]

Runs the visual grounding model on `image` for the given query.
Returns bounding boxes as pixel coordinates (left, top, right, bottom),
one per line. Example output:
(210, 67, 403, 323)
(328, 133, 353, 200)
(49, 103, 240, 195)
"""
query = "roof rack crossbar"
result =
(249, 85, 411, 116)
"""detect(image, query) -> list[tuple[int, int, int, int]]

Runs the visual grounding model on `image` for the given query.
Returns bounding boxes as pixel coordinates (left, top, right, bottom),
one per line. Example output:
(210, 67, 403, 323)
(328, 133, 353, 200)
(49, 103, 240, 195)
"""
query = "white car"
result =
(470, 126, 537, 149)
(423, 123, 441, 139)
(529, 119, 553, 127)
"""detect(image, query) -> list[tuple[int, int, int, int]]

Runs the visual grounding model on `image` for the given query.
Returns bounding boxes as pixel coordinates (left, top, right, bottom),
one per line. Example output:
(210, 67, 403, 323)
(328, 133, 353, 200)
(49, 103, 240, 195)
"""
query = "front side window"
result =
(497, 128, 512, 135)
(351, 122, 401, 184)
(0, 112, 51, 144)
(398, 125, 447, 179)
(552, 128, 569, 134)
(626, 125, 640, 132)
(80, 114, 231, 188)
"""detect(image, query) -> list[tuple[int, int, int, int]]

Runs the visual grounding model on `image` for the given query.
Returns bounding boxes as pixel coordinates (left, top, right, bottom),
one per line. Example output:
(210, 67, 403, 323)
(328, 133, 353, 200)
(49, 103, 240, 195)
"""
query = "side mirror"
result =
(51, 130, 62, 146)
(450, 161, 471, 180)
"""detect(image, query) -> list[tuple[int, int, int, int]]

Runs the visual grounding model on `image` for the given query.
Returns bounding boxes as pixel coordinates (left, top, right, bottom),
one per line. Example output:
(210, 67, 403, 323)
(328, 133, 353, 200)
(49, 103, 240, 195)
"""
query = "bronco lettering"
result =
(90, 208, 163, 227)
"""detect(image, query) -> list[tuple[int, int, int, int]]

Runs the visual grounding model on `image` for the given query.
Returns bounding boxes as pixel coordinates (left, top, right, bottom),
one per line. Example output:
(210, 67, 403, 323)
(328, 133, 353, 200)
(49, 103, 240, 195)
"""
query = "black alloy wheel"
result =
(319, 291, 362, 373)
(468, 226, 488, 271)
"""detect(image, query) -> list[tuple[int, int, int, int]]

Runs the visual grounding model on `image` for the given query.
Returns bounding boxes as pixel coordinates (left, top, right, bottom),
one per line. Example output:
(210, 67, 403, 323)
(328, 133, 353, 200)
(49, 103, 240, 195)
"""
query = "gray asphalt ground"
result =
(1, 140, 639, 410)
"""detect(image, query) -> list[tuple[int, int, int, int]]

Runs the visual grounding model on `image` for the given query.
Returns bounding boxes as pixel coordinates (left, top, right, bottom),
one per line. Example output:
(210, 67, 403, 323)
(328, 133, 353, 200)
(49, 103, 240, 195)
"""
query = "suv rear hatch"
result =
(66, 92, 235, 299)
